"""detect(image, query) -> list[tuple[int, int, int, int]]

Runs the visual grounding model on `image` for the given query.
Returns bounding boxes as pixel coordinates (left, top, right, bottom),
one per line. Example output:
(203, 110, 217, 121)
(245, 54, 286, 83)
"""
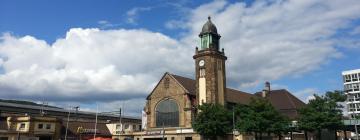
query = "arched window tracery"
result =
(155, 99, 179, 127)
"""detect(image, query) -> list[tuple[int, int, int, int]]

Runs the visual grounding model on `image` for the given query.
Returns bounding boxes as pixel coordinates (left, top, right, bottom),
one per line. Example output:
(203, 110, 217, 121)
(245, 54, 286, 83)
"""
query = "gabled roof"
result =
(255, 89, 305, 110)
(170, 73, 256, 105)
(255, 89, 306, 119)
(146, 72, 190, 100)
(149, 73, 305, 118)
(171, 74, 196, 96)
(0, 101, 140, 120)
(226, 88, 257, 105)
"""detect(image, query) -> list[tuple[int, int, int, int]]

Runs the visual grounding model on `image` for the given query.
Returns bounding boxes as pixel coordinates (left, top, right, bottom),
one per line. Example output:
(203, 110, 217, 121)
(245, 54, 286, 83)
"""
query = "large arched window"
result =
(156, 99, 179, 127)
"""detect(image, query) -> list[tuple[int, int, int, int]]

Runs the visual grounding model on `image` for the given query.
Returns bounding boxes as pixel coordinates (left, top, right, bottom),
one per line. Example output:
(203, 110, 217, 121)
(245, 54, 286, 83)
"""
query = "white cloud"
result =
(181, 0, 360, 89)
(126, 7, 153, 25)
(165, 20, 187, 30)
(306, 95, 316, 103)
(1, 0, 360, 116)
(293, 88, 318, 103)
(97, 20, 121, 29)
(0, 28, 191, 102)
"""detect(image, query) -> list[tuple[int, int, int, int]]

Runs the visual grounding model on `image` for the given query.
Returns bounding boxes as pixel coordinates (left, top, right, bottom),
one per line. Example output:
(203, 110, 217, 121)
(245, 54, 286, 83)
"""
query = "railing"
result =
(347, 98, 360, 102)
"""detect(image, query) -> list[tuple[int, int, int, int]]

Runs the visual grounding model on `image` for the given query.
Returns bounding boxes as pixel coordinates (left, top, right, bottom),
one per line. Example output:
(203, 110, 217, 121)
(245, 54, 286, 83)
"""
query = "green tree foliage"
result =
(192, 103, 232, 140)
(298, 90, 346, 140)
(235, 98, 290, 140)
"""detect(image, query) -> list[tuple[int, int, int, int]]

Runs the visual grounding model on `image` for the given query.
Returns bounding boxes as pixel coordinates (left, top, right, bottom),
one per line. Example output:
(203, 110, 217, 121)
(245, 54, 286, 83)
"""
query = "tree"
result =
(268, 113, 290, 140)
(298, 90, 346, 140)
(235, 98, 290, 140)
(192, 103, 232, 140)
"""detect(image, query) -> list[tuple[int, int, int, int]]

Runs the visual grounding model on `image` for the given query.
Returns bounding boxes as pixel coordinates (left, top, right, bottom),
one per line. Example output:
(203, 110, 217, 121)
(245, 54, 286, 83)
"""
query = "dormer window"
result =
(19, 123, 25, 130)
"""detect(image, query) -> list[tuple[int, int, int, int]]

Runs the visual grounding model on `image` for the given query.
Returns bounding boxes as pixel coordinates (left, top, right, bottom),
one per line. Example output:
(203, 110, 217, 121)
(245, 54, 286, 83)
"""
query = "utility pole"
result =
(40, 101, 48, 116)
(232, 106, 235, 140)
(93, 104, 98, 140)
(119, 107, 122, 140)
(74, 106, 79, 121)
(119, 108, 122, 130)
(65, 106, 71, 140)
(355, 119, 359, 140)
(17, 131, 20, 140)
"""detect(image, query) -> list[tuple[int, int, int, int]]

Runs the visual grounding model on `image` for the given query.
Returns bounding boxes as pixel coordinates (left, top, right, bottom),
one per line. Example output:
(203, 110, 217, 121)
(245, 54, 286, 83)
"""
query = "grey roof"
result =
(199, 16, 218, 36)
(0, 101, 140, 120)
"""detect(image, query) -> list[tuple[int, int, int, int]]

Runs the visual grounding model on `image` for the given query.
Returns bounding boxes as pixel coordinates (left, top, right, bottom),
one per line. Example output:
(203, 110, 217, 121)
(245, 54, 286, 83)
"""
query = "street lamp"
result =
(64, 107, 71, 140)
(65, 106, 80, 140)
(232, 106, 235, 140)
(354, 119, 359, 140)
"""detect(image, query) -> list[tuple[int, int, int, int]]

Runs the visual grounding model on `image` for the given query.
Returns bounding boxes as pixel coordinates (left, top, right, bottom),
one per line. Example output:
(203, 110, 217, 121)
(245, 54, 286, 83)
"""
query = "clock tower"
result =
(193, 17, 227, 106)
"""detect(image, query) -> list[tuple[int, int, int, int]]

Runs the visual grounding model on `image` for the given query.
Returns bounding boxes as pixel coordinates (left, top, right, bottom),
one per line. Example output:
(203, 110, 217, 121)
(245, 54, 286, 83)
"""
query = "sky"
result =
(0, 0, 360, 117)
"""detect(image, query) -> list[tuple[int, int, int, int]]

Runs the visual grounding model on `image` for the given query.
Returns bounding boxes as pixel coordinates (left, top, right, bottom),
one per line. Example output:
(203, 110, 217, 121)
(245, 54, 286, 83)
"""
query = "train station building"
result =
(133, 17, 306, 140)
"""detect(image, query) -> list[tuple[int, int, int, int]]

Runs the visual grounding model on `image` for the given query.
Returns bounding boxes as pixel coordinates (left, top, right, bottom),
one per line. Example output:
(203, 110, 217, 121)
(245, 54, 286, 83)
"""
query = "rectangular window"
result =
(38, 124, 43, 129)
(200, 68, 205, 77)
(46, 124, 51, 129)
(356, 104, 360, 111)
(350, 104, 355, 108)
(349, 95, 355, 102)
(19, 123, 25, 130)
(343, 75, 346, 83)
(352, 74, 359, 82)
(345, 75, 351, 82)
(354, 84, 360, 91)
(344, 85, 348, 91)
(116, 124, 121, 130)
(347, 84, 353, 92)
(125, 124, 129, 129)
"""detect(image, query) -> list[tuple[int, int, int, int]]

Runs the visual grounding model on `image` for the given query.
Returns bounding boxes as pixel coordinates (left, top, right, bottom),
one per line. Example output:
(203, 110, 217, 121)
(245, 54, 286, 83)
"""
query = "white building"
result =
(343, 69, 360, 118)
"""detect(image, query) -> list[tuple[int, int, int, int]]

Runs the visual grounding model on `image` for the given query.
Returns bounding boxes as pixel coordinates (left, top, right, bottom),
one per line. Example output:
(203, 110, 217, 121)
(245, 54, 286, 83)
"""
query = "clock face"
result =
(199, 60, 205, 67)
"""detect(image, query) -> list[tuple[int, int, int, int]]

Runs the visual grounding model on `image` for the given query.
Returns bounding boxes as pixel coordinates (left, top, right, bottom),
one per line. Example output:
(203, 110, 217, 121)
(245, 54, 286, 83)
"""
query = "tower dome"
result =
(199, 16, 218, 36)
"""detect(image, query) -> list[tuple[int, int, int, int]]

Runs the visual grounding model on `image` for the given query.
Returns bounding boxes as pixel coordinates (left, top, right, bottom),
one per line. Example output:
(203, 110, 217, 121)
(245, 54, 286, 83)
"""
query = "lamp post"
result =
(65, 106, 80, 140)
(65, 107, 71, 140)
(232, 106, 235, 140)
(119, 108, 122, 140)
(17, 131, 20, 140)
(355, 119, 359, 140)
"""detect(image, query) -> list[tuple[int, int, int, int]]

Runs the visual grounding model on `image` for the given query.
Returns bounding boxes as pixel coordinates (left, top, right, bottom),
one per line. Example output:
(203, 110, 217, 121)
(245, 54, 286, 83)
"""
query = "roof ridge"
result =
(170, 73, 194, 80)
(168, 73, 190, 93)
(285, 89, 306, 105)
(226, 88, 252, 95)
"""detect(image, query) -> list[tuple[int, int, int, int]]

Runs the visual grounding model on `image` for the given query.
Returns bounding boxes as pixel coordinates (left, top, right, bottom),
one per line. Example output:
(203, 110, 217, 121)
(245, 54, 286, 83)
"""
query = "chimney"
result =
(262, 81, 270, 97)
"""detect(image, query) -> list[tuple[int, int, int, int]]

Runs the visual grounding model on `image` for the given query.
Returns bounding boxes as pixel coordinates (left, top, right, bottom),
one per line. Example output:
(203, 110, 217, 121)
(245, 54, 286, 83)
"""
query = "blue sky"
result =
(1, 0, 360, 115)
(0, 0, 213, 42)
